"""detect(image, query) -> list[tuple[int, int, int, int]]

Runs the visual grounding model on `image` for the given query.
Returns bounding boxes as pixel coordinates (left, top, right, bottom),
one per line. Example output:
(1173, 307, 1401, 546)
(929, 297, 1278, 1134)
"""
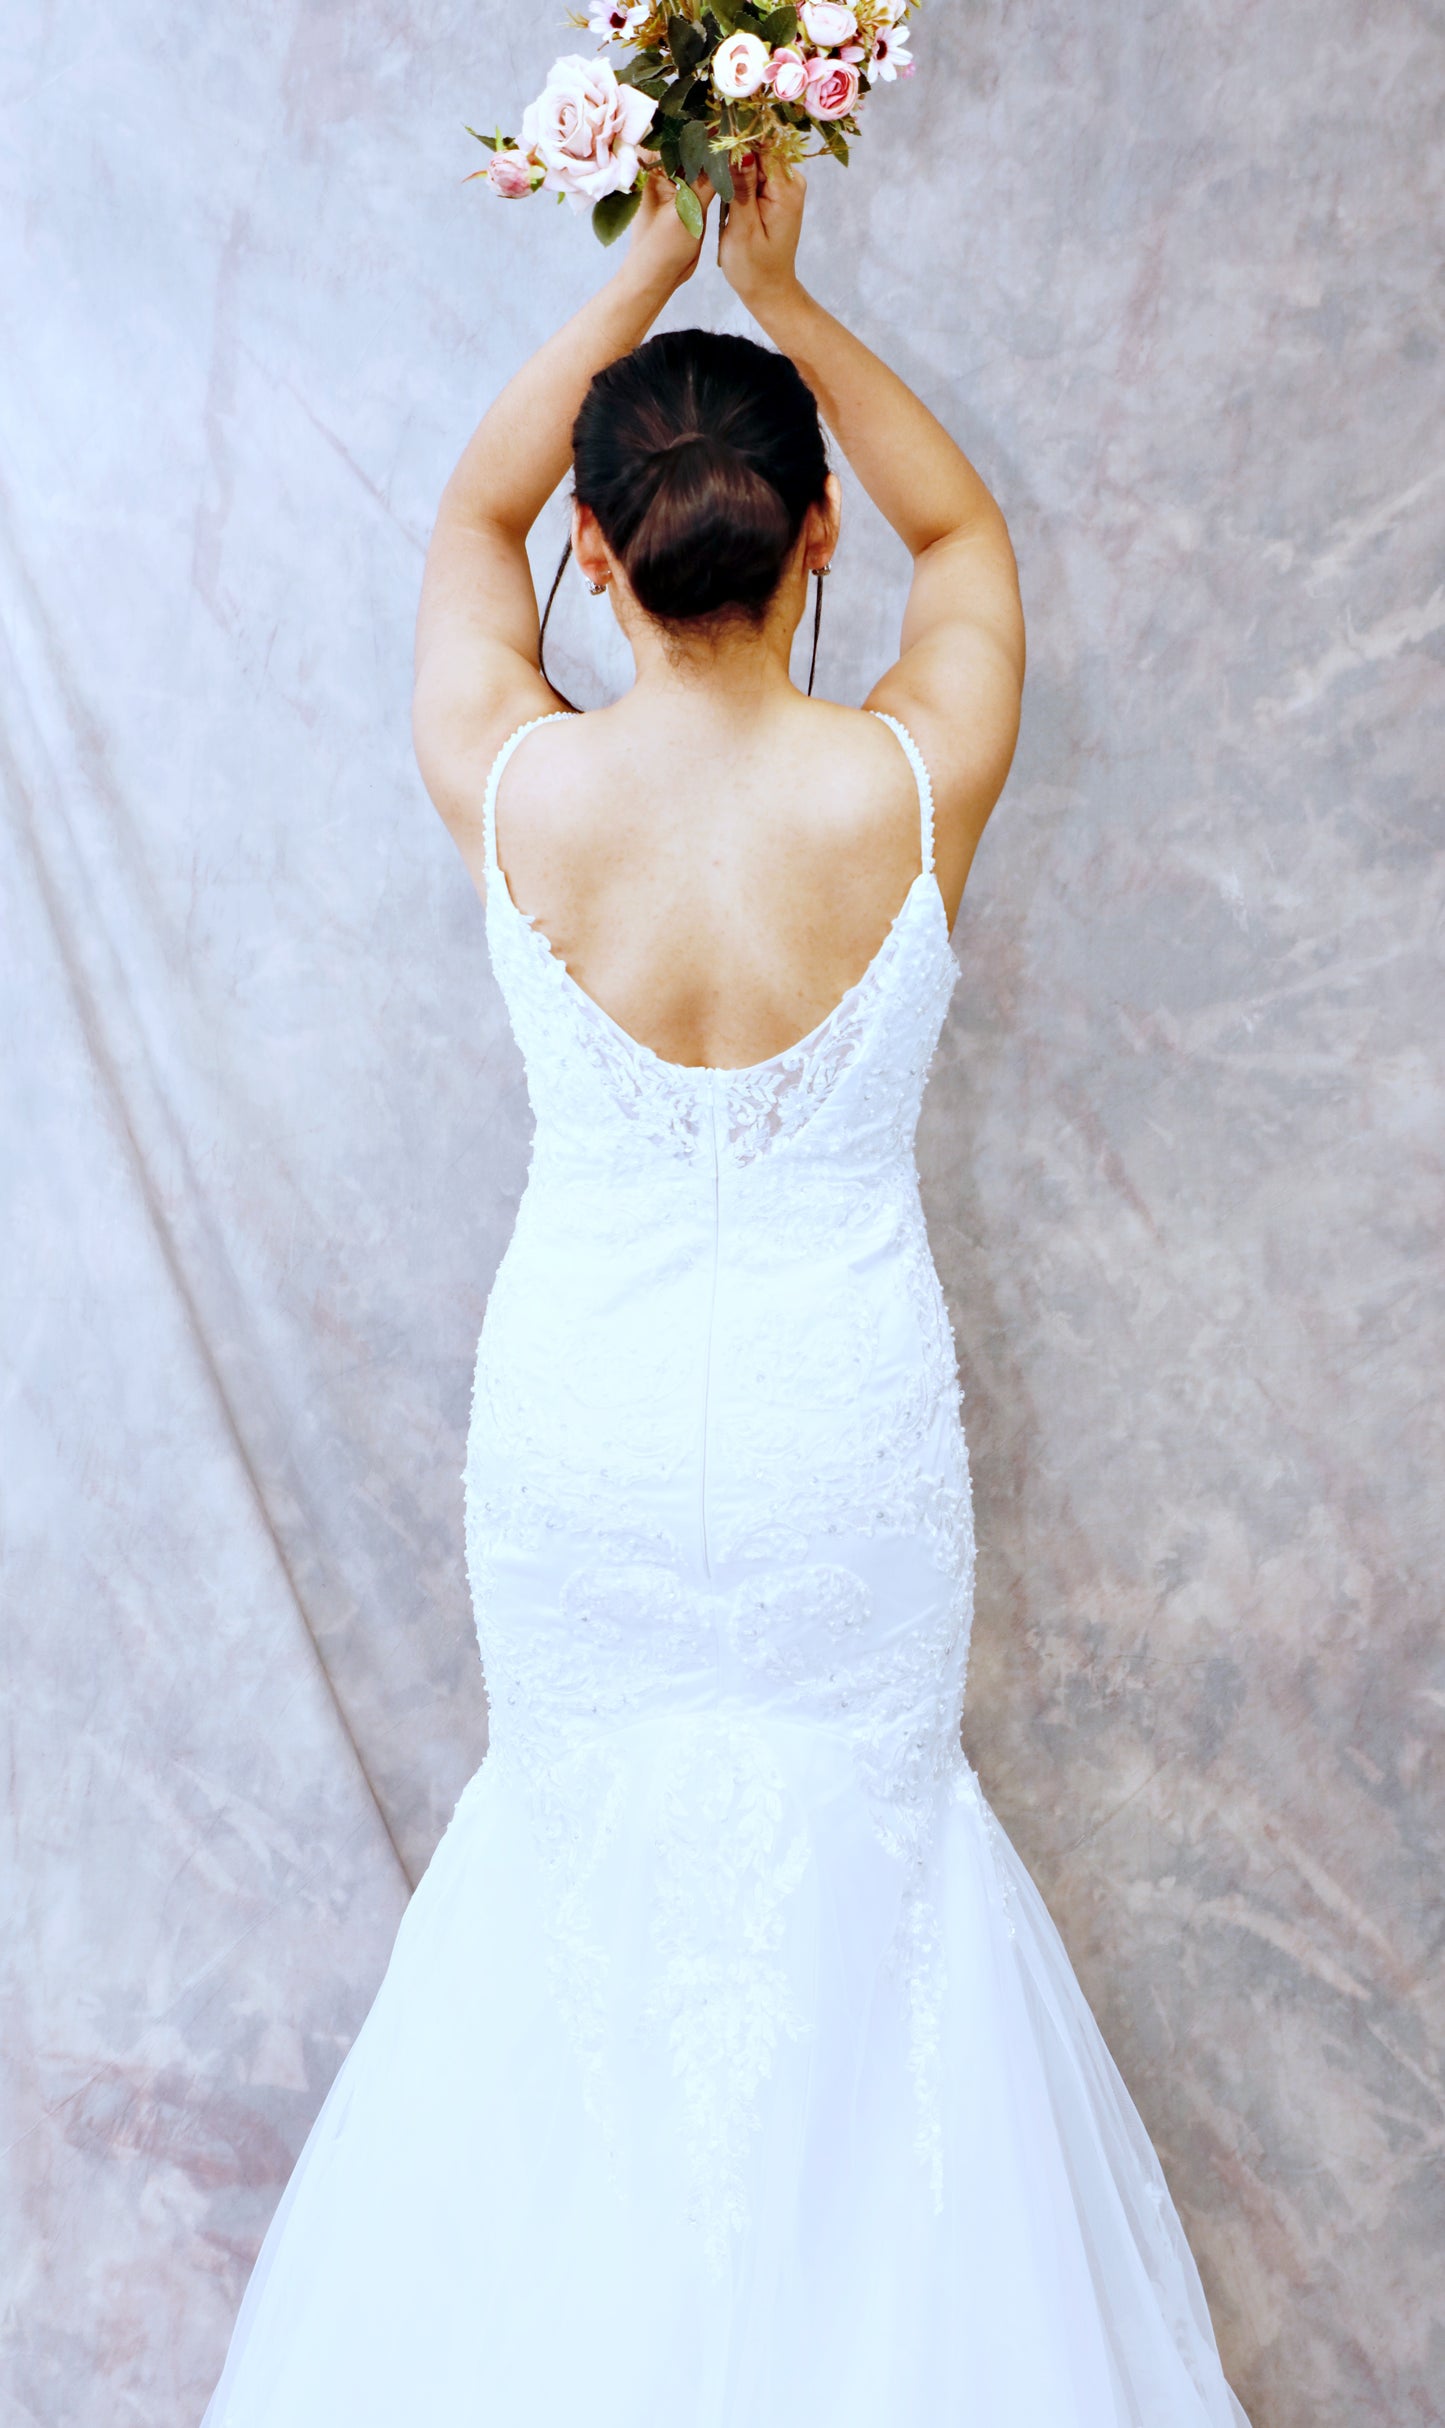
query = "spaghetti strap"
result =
(481, 709, 577, 879)
(867, 709, 936, 879)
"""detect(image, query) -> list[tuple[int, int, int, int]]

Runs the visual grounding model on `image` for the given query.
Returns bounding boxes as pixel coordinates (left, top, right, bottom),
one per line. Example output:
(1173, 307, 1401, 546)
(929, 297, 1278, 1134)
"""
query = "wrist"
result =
(743, 275, 813, 339)
(609, 254, 683, 321)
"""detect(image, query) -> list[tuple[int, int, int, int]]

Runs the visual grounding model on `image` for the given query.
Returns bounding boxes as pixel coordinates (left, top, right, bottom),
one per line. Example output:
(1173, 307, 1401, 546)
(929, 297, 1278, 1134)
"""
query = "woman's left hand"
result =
(624, 166, 713, 290)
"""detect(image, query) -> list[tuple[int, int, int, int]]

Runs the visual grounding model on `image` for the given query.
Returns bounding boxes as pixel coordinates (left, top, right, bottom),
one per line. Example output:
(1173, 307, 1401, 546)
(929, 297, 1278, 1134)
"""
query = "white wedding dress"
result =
(202, 710, 1249, 2427)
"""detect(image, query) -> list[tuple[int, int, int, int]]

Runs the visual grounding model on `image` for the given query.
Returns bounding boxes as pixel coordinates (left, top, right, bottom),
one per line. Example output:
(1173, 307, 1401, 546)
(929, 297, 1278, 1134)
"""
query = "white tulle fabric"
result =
(202, 711, 1249, 2427)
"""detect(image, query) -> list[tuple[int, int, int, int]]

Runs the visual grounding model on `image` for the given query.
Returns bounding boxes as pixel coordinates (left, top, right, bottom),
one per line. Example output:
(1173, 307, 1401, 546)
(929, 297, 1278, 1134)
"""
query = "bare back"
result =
(469, 696, 940, 1074)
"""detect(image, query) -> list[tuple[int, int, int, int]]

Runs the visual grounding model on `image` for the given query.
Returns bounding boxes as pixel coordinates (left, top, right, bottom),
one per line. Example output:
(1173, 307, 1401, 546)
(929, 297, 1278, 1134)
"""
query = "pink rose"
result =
(486, 149, 537, 198)
(799, 1, 858, 46)
(519, 53, 657, 212)
(804, 55, 860, 118)
(711, 30, 772, 98)
(767, 44, 809, 102)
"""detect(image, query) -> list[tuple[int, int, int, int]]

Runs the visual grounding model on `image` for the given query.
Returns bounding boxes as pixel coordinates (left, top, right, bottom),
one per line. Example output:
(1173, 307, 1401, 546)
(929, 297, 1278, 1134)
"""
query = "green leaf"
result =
(820, 122, 851, 164)
(464, 123, 505, 152)
(667, 13, 707, 69)
(678, 117, 710, 180)
(673, 180, 705, 240)
(758, 3, 798, 40)
(616, 49, 666, 86)
(703, 143, 734, 201)
(592, 185, 644, 245)
(658, 69, 697, 117)
(707, 0, 743, 31)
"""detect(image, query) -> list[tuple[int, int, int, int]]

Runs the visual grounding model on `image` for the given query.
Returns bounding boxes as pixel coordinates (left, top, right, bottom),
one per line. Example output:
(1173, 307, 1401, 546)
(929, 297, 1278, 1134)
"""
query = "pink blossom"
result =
(518, 53, 657, 212)
(799, 0, 858, 44)
(804, 54, 860, 118)
(869, 22, 914, 78)
(587, 0, 649, 38)
(767, 43, 810, 102)
(486, 148, 537, 197)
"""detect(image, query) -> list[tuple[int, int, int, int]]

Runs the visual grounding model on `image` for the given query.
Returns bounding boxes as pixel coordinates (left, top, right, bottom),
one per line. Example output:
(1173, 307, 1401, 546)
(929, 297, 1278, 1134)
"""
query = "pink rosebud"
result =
(767, 43, 809, 102)
(800, 0, 859, 44)
(486, 149, 536, 197)
(804, 55, 860, 118)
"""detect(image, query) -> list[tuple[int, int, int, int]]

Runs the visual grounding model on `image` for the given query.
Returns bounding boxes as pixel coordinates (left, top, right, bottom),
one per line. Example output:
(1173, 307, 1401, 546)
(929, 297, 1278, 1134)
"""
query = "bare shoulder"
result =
(411, 666, 567, 864)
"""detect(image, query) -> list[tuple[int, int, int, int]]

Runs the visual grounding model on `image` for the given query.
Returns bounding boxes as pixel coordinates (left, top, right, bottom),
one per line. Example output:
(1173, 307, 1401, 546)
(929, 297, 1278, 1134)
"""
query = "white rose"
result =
(800, 1, 859, 45)
(712, 30, 772, 98)
(518, 54, 656, 210)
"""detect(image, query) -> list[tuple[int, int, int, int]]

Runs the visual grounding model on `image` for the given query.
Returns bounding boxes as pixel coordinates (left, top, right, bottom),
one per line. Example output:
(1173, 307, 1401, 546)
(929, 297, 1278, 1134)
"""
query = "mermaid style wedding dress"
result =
(201, 710, 1249, 2427)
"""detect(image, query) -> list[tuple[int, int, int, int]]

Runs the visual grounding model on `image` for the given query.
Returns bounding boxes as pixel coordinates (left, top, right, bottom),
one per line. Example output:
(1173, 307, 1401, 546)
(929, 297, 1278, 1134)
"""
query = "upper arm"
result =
(864, 502, 1026, 922)
(411, 487, 568, 862)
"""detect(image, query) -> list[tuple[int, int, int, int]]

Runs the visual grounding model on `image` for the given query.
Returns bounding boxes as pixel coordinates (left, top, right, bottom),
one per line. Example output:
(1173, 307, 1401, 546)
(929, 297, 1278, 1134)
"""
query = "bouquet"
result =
(469, 1, 919, 244)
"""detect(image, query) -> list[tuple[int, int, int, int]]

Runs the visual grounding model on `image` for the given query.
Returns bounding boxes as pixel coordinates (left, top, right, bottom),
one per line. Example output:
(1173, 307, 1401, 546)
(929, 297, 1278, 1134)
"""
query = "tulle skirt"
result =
(200, 1718, 1248, 2427)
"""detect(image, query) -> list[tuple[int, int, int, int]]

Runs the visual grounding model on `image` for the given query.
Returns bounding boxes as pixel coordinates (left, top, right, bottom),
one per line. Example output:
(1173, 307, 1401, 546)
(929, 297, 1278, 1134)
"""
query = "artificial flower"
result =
(800, 1, 859, 45)
(869, 21, 913, 76)
(519, 53, 657, 209)
(767, 43, 810, 101)
(804, 54, 861, 118)
(486, 148, 540, 195)
(587, 0, 650, 38)
(712, 30, 773, 98)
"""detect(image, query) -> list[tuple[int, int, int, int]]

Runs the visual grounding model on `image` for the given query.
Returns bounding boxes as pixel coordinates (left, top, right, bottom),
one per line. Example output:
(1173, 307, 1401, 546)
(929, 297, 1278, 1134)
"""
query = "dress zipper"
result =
(698, 1070, 722, 1581)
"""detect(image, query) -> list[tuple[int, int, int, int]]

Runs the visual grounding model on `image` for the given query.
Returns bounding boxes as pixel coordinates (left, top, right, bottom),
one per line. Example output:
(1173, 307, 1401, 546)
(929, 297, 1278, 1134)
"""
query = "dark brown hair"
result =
(539, 328, 832, 694)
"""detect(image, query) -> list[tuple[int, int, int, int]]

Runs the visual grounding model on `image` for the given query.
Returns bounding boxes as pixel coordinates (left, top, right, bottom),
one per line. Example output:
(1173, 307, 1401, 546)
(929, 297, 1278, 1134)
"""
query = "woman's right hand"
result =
(625, 166, 714, 294)
(718, 153, 806, 312)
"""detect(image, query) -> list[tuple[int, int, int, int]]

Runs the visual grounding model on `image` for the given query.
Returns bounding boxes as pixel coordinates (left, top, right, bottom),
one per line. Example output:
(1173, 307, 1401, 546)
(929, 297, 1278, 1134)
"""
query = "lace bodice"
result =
(480, 709, 958, 1178)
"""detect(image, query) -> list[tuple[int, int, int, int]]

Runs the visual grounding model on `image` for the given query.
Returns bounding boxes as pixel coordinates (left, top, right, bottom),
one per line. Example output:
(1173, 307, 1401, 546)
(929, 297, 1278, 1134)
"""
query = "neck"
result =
(618, 586, 810, 728)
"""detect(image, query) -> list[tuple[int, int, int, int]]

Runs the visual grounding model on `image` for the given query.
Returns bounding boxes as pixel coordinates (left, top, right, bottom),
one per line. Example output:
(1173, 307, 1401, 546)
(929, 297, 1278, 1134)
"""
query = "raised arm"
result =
(412, 174, 710, 855)
(719, 157, 1024, 913)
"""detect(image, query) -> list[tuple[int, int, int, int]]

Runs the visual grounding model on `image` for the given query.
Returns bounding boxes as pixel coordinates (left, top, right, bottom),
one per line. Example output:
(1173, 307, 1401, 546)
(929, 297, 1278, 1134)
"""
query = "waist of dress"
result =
(524, 1130, 922, 1201)
(483, 1669, 971, 1826)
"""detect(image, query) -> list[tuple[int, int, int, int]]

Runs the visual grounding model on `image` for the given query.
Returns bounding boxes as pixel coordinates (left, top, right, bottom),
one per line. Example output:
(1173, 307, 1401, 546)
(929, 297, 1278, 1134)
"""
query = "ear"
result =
(802, 473, 843, 574)
(571, 499, 613, 589)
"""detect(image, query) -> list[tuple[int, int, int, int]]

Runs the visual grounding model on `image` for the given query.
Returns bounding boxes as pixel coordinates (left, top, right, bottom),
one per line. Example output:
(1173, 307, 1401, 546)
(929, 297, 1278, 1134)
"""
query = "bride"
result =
(201, 159, 1249, 2426)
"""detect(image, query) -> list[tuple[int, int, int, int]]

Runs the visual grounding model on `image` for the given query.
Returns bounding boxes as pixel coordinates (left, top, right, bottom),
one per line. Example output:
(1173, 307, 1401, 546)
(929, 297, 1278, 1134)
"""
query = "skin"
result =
(413, 158, 1025, 1072)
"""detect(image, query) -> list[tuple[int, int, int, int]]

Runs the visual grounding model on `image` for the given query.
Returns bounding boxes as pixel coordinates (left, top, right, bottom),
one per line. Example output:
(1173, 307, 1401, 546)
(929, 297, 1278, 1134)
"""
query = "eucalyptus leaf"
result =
(673, 180, 705, 240)
(592, 185, 644, 245)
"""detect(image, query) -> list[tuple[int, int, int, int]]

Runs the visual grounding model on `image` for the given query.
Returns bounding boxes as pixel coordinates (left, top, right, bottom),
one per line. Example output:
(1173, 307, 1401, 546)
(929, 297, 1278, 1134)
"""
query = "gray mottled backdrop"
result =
(3, 0, 1441, 2421)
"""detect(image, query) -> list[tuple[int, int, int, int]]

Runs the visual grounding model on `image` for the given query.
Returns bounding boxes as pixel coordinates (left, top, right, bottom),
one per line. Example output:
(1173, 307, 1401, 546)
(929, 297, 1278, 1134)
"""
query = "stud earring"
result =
(585, 578, 607, 597)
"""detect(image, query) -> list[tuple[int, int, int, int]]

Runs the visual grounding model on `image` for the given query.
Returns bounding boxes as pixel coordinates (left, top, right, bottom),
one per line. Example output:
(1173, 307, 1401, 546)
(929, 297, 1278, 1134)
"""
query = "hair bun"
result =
(569, 330, 829, 626)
